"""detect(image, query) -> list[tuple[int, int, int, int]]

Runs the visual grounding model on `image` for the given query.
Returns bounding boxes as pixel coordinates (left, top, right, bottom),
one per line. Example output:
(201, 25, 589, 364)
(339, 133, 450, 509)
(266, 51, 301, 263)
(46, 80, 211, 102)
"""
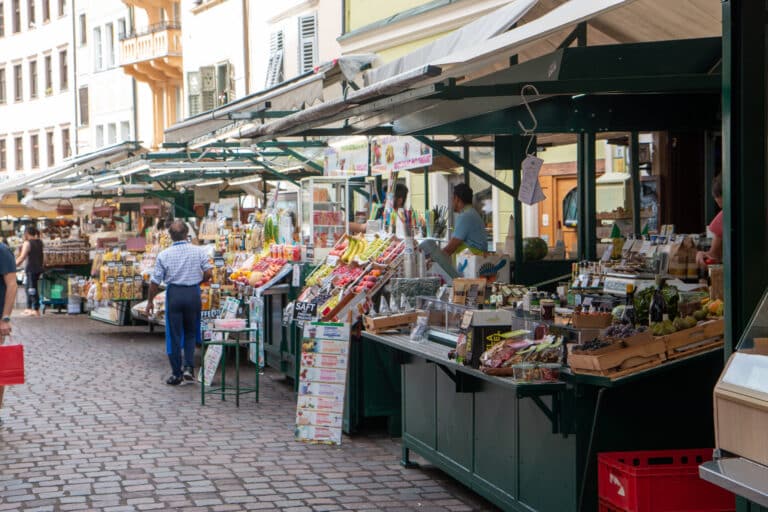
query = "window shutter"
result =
(298, 14, 317, 74)
(187, 71, 201, 116)
(199, 65, 216, 112)
(216, 62, 234, 106)
(265, 30, 284, 88)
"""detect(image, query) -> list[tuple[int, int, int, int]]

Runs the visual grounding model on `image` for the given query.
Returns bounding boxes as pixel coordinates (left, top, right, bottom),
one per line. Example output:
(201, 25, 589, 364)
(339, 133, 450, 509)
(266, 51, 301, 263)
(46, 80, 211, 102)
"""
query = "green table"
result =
(201, 327, 259, 407)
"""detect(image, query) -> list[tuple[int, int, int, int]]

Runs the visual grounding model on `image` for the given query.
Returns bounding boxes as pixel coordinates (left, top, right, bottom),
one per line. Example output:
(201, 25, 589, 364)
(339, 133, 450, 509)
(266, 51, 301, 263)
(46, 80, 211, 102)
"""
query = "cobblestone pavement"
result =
(0, 315, 497, 512)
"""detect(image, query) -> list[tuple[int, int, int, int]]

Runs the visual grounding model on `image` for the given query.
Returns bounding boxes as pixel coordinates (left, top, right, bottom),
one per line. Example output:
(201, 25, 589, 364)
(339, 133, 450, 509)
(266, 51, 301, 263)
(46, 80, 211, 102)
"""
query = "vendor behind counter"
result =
(443, 183, 488, 257)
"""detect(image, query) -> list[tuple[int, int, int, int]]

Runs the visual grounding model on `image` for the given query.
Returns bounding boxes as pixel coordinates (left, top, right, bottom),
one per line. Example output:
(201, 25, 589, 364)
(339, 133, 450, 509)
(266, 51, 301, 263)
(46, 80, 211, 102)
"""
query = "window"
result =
(120, 121, 130, 142)
(0, 2, 5, 37)
(107, 123, 116, 145)
(27, 0, 34, 28)
(13, 63, 21, 102)
(0, 139, 6, 171)
(59, 49, 67, 90)
(216, 62, 233, 106)
(61, 127, 70, 158)
(44, 54, 51, 93)
(14, 136, 22, 170)
(106, 22, 114, 67)
(117, 17, 125, 39)
(265, 30, 284, 87)
(95, 124, 103, 147)
(298, 13, 317, 74)
(0, 68, 5, 104)
(78, 86, 88, 126)
(12, 0, 19, 33)
(30, 133, 39, 168)
(42, 0, 49, 22)
(78, 13, 85, 45)
(29, 59, 37, 98)
(187, 71, 201, 116)
(93, 26, 101, 71)
(57, 0, 63, 17)
(46, 131, 54, 166)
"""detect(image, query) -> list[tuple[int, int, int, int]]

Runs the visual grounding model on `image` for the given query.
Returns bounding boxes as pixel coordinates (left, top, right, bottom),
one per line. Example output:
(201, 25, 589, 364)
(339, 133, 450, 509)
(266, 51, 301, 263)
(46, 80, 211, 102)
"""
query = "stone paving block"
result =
(0, 316, 497, 512)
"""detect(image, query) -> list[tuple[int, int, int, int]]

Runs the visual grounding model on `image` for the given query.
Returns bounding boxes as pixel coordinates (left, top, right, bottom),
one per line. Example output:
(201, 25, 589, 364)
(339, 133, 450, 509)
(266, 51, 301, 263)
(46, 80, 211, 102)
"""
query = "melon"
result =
(523, 237, 548, 261)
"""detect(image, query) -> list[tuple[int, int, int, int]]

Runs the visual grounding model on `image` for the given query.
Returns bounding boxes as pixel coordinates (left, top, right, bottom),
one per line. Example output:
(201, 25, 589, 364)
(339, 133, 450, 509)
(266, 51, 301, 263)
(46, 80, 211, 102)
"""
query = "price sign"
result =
(326, 255, 339, 266)
(292, 264, 301, 287)
(214, 258, 225, 267)
(294, 301, 318, 324)
(461, 310, 474, 330)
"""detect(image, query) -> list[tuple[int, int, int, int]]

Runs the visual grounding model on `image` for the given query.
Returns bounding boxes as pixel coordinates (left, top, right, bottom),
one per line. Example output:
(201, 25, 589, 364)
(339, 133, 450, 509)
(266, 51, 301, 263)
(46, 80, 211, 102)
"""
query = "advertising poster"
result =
(370, 136, 433, 174)
(295, 322, 351, 445)
(324, 139, 369, 176)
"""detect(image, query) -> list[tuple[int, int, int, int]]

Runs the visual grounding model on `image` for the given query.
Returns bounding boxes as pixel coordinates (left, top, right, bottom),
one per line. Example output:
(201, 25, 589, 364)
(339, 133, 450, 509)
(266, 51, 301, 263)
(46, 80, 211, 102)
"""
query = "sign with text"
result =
(295, 322, 351, 445)
(324, 139, 369, 176)
(293, 301, 318, 324)
(370, 136, 432, 174)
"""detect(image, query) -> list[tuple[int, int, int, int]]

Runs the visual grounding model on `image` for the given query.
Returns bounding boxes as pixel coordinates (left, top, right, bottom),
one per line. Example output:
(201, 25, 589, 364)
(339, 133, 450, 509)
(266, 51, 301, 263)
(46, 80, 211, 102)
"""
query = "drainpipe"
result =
(242, 0, 250, 95)
(130, 7, 139, 143)
(70, 0, 80, 155)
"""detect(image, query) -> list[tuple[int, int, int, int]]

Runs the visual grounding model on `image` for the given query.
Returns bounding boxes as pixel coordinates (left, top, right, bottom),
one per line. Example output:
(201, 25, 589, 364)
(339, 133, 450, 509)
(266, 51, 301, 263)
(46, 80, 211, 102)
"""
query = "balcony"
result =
(120, 22, 183, 82)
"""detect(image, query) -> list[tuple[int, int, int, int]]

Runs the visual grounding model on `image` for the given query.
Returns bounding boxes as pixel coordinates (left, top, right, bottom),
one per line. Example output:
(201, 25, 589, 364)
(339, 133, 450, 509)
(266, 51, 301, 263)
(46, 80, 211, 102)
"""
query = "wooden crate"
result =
(363, 312, 421, 334)
(658, 318, 724, 358)
(573, 313, 613, 329)
(568, 332, 666, 376)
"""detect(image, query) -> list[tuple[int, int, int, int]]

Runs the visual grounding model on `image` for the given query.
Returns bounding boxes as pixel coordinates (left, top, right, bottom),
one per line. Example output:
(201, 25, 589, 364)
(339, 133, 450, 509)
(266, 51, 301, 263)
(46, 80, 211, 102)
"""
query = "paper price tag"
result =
(461, 310, 474, 330)
(518, 155, 547, 205)
(326, 255, 339, 266)
(601, 246, 612, 262)
(292, 264, 301, 287)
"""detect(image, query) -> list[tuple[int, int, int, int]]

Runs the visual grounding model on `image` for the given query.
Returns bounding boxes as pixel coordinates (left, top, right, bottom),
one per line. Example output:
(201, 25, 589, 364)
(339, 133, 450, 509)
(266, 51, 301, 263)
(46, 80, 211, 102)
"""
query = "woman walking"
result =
(16, 227, 44, 316)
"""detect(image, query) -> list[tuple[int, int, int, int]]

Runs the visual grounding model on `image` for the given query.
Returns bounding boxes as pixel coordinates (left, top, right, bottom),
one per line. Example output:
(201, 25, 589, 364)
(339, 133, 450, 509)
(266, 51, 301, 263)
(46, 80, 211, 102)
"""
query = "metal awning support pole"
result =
(630, 131, 642, 236)
(424, 167, 429, 210)
(279, 147, 324, 173)
(722, 0, 768, 354)
(495, 135, 526, 266)
(248, 157, 301, 188)
(416, 136, 516, 198)
(577, 132, 597, 260)
(703, 131, 718, 226)
(462, 144, 470, 185)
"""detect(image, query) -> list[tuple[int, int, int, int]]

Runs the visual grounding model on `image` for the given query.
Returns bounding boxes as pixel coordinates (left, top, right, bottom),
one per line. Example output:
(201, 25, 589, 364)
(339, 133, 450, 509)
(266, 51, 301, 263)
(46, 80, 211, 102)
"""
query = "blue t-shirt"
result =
(0, 244, 17, 314)
(453, 206, 488, 252)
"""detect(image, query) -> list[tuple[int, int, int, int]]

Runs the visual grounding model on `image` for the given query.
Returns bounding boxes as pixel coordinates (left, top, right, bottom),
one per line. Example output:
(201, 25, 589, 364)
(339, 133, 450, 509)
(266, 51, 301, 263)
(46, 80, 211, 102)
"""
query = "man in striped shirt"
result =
(147, 220, 212, 386)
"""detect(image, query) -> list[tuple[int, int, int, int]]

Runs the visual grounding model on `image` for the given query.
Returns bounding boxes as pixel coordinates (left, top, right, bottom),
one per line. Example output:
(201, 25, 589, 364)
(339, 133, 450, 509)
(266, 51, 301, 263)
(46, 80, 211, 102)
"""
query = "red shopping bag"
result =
(0, 343, 24, 385)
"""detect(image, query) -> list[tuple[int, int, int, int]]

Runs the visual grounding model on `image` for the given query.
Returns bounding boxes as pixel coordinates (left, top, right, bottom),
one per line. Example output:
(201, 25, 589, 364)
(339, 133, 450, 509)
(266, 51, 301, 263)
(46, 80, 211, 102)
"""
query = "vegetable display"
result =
(634, 285, 679, 324)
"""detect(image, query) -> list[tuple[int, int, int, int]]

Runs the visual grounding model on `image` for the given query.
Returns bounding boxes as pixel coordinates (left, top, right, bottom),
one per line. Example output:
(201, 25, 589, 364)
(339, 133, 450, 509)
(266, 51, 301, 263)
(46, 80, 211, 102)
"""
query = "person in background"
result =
(696, 174, 723, 267)
(146, 220, 212, 386)
(0, 239, 18, 425)
(16, 226, 44, 317)
(443, 183, 488, 256)
(349, 184, 409, 235)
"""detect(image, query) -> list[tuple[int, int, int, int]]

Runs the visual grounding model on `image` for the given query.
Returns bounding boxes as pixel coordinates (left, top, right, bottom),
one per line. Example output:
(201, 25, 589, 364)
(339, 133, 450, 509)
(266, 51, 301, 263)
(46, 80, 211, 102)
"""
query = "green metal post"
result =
(495, 136, 526, 266)
(423, 167, 429, 210)
(577, 132, 597, 260)
(462, 144, 470, 184)
(722, 0, 768, 354)
(630, 132, 642, 236)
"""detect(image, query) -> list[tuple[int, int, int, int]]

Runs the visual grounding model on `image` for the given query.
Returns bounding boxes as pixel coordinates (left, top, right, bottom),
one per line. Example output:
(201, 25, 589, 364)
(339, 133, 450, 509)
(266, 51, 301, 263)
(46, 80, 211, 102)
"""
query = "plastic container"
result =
(598, 449, 735, 512)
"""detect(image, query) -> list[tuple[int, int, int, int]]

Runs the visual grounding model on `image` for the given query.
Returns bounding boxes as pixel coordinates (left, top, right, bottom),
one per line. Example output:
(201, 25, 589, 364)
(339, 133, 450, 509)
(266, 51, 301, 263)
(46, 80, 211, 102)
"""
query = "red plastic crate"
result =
(598, 449, 735, 512)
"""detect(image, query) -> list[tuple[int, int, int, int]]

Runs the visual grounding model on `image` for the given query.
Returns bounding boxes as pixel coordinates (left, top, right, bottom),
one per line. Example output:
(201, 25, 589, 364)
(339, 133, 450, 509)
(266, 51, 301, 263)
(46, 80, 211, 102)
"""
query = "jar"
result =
(541, 299, 555, 321)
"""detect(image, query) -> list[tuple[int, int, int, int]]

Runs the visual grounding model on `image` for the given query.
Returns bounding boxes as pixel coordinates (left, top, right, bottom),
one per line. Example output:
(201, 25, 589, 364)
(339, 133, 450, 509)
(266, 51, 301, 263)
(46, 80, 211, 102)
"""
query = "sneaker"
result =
(166, 375, 183, 386)
(183, 367, 195, 383)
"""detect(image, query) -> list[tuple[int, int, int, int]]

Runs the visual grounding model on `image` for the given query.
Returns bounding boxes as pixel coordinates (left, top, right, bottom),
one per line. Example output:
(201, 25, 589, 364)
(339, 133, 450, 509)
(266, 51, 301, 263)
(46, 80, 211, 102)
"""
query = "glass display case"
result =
(299, 176, 373, 260)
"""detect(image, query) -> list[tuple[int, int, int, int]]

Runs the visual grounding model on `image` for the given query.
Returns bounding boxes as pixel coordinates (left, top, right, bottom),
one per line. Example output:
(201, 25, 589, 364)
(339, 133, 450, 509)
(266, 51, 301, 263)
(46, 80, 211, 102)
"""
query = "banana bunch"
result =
(306, 264, 333, 286)
(341, 236, 367, 264)
(357, 236, 391, 262)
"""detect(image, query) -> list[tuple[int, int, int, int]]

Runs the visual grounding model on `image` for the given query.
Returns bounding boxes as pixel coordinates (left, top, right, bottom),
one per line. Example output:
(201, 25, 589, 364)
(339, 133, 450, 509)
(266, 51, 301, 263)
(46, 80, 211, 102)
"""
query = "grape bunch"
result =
(604, 324, 647, 339)
(573, 338, 612, 352)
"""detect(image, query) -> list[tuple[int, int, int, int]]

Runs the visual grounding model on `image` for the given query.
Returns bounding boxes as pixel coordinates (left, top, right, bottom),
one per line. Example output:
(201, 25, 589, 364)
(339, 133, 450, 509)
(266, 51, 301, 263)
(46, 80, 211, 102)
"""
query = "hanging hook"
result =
(517, 84, 540, 135)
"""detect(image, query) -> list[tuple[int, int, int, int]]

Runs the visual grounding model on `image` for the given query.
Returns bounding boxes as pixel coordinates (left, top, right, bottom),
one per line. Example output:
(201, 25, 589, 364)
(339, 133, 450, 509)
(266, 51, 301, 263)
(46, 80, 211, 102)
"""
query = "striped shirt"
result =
(151, 241, 213, 286)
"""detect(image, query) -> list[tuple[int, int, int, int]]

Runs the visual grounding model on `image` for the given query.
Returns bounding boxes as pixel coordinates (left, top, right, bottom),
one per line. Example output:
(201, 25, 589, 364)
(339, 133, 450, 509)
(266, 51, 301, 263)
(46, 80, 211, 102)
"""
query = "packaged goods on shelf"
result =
(43, 238, 90, 267)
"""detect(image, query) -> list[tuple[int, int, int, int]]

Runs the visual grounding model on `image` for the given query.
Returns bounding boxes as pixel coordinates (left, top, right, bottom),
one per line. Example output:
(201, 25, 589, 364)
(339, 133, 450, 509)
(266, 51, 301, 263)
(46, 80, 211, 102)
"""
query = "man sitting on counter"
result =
(443, 183, 488, 257)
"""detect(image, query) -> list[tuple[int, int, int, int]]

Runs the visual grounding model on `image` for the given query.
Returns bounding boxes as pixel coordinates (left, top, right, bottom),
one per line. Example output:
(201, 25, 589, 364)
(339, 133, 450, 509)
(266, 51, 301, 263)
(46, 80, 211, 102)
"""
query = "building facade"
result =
(0, 0, 76, 180)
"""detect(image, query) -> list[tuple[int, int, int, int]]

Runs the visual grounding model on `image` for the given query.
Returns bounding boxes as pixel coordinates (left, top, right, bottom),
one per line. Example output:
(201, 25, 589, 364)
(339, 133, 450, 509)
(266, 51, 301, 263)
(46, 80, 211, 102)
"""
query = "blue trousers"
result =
(166, 284, 201, 377)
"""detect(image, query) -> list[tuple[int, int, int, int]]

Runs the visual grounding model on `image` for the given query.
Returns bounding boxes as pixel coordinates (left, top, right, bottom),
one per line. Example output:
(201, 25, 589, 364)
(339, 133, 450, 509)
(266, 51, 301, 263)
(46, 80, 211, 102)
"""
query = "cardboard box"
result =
(714, 339, 768, 466)
(456, 252, 510, 283)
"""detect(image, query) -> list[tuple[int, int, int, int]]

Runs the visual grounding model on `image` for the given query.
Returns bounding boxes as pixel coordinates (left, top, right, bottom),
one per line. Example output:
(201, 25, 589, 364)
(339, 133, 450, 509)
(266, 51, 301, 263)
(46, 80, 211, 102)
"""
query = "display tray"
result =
(657, 318, 725, 359)
(567, 332, 666, 377)
(700, 457, 768, 509)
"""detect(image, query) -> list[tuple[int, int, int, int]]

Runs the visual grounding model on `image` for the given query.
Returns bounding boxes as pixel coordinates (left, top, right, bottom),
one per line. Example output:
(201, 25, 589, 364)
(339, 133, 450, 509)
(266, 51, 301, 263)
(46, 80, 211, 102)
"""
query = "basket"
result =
(56, 199, 74, 216)
(598, 449, 735, 512)
(92, 199, 116, 218)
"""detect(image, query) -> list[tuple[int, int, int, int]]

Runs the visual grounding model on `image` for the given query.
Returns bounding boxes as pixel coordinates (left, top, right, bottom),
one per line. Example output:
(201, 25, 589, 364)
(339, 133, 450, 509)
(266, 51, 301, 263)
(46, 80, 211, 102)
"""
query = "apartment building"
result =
(0, 0, 75, 180)
(74, 0, 149, 153)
